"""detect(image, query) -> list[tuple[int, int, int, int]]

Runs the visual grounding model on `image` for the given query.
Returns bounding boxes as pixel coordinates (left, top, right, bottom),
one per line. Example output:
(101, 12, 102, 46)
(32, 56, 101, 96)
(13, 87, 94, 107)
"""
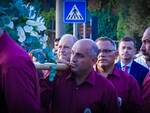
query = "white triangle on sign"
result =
(66, 4, 84, 20)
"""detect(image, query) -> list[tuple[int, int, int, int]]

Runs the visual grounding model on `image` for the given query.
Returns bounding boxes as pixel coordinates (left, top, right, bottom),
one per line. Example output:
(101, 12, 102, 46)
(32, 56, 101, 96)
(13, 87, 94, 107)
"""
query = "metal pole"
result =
(90, 18, 92, 39)
(56, 0, 64, 39)
(83, 22, 86, 38)
(73, 23, 78, 38)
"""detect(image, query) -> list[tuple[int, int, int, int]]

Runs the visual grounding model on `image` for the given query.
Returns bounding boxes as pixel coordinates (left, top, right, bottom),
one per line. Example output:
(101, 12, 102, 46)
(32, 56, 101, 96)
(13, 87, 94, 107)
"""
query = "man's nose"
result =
(98, 52, 105, 58)
(71, 54, 77, 62)
(123, 48, 129, 53)
(140, 43, 145, 51)
(59, 47, 65, 52)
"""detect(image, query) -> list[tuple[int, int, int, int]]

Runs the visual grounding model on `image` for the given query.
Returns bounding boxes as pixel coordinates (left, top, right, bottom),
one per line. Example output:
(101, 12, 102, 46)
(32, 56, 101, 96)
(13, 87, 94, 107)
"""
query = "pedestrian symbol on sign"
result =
(66, 4, 84, 20)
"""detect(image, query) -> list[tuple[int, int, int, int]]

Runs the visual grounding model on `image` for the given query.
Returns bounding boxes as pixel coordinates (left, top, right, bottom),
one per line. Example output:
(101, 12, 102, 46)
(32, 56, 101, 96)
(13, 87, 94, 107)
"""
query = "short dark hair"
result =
(95, 36, 117, 50)
(55, 37, 60, 42)
(119, 36, 137, 48)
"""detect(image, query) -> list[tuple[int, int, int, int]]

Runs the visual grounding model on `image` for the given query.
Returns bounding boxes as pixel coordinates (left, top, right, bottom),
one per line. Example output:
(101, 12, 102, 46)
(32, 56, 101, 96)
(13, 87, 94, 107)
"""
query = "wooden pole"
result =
(34, 62, 68, 70)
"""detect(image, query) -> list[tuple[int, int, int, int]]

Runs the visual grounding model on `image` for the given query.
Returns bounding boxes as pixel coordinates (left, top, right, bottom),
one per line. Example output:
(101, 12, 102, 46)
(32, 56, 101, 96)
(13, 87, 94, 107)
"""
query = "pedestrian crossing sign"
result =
(64, 1, 86, 23)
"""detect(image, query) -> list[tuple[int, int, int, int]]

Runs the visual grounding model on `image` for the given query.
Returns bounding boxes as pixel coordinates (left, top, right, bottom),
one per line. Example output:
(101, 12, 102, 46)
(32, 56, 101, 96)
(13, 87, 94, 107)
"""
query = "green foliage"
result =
(65, 24, 73, 34)
(116, 0, 150, 40)
(88, 0, 150, 43)
(0, 0, 11, 6)
(116, 12, 129, 40)
(24, 34, 42, 50)
(4, 27, 18, 41)
(0, 0, 56, 63)
(97, 3, 118, 40)
(41, 8, 55, 29)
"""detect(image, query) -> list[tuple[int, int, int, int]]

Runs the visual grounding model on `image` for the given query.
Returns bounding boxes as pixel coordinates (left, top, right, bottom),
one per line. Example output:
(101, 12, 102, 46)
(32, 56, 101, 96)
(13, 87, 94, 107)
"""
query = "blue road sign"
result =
(64, 0, 86, 23)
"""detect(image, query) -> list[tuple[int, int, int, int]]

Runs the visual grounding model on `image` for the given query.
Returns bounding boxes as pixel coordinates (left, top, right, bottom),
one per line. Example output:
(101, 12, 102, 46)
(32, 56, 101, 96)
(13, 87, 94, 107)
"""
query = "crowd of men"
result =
(0, 26, 150, 113)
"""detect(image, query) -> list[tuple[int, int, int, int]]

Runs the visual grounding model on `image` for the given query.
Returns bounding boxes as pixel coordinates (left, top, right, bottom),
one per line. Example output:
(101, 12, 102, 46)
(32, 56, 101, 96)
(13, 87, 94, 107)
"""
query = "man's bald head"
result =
(143, 27, 150, 38)
(72, 39, 99, 59)
(140, 27, 150, 60)
(70, 39, 99, 75)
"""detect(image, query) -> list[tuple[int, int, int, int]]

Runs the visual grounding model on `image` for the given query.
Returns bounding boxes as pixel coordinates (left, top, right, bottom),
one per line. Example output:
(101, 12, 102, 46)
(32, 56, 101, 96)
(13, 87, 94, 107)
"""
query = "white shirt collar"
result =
(120, 60, 133, 68)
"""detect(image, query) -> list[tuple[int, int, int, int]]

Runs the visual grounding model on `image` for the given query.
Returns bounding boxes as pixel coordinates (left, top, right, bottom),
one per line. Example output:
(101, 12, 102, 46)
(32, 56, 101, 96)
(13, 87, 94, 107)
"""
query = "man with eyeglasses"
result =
(95, 37, 143, 113)
(116, 37, 149, 88)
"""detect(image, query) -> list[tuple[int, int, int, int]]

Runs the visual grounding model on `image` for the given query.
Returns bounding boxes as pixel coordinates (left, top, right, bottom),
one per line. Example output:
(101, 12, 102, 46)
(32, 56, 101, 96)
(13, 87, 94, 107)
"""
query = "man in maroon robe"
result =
(140, 27, 150, 113)
(0, 29, 42, 113)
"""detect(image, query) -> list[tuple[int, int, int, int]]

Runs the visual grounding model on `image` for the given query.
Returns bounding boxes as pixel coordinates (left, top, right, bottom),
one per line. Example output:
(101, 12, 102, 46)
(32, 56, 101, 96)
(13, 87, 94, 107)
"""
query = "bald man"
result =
(51, 39, 119, 113)
(140, 27, 150, 69)
(140, 27, 150, 113)
(135, 27, 150, 70)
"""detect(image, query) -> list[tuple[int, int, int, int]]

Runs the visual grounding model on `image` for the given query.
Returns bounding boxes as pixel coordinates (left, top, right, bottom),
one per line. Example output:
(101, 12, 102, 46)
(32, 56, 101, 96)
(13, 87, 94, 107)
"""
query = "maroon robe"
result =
(143, 72, 150, 113)
(50, 69, 119, 113)
(0, 32, 42, 113)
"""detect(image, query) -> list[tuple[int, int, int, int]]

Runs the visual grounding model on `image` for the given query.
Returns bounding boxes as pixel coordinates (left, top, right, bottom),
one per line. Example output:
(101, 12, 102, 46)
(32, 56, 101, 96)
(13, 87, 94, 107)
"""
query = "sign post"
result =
(64, 0, 86, 37)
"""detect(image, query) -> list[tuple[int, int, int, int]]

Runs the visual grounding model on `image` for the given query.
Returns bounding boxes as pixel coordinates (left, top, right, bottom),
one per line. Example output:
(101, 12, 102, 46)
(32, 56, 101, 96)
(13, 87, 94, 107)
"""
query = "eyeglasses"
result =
(98, 49, 116, 54)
